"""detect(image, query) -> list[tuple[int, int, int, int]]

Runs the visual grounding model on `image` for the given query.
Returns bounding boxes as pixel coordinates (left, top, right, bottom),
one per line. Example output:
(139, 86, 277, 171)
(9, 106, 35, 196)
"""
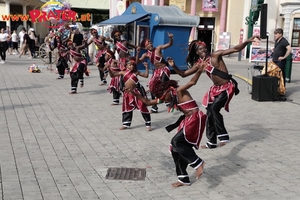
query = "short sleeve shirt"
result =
(272, 37, 290, 62)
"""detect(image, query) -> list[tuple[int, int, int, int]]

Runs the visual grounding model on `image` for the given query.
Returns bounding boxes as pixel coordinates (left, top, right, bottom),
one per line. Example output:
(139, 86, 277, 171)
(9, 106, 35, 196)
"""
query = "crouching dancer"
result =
(129, 61, 207, 187)
(108, 58, 151, 130)
(69, 49, 88, 94)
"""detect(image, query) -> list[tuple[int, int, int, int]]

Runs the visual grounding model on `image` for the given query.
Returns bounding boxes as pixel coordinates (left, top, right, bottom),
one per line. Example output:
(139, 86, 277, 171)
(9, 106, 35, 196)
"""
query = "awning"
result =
(98, 13, 149, 26)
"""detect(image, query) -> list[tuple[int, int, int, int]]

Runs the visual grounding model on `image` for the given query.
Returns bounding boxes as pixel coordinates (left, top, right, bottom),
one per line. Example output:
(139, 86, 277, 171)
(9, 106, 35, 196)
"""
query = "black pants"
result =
(205, 91, 229, 148)
(111, 88, 121, 104)
(171, 129, 203, 184)
(98, 66, 107, 84)
(0, 42, 8, 61)
(273, 60, 286, 86)
(150, 92, 158, 112)
(122, 111, 151, 128)
(57, 57, 68, 78)
(70, 68, 84, 92)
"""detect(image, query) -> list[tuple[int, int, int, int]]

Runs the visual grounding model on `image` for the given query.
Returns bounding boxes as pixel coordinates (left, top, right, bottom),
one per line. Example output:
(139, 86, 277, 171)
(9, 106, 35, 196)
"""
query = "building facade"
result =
(1, 0, 299, 51)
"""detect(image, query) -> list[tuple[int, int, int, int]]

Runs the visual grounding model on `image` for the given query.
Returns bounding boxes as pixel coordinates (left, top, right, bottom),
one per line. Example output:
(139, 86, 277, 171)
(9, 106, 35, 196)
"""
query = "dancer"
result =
(50, 35, 71, 79)
(69, 49, 88, 94)
(168, 36, 260, 149)
(129, 61, 207, 187)
(107, 58, 150, 130)
(137, 33, 173, 113)
(102, 50, 121, 105)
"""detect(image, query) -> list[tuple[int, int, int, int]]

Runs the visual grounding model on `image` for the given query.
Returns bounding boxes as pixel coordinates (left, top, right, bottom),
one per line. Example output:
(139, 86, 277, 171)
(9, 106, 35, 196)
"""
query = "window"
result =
(292, 18, 300, 47)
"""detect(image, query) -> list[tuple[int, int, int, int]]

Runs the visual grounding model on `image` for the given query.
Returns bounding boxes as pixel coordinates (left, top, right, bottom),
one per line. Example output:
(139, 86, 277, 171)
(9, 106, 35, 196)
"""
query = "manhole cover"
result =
(105, 167, 146, 181)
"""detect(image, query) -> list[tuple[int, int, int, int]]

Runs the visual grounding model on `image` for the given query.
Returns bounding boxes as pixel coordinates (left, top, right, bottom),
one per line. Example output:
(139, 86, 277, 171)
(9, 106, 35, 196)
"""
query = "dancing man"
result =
(129, 61, 207, 187)
(168, 36, 260, 149)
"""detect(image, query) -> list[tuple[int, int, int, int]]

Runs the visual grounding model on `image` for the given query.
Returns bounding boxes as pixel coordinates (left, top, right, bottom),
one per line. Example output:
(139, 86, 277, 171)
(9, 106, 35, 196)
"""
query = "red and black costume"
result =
(121, 69, 151, 128)
(166, 99, 206, 185)
(147, 48, 170, 112)
(69, 50, 88, 93)
(116, 41, 129, 71)
(56, 42, 69, 79)
(107, 58, 121, 105)
(94, 37, 107, 62)
(202, 65, 239, 148)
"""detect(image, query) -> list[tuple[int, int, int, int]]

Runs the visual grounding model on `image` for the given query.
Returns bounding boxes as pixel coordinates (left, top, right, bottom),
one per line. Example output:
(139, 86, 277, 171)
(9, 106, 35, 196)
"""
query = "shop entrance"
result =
(197, 17, 215, 53)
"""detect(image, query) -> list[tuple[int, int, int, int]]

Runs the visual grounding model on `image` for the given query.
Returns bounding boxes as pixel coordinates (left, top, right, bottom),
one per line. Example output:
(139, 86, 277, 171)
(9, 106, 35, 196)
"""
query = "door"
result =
(197, 17, 215, 53)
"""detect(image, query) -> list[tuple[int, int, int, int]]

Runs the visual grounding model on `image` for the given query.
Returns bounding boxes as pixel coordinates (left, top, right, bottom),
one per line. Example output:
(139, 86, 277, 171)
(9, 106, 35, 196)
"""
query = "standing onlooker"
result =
(28, 28, 36, 58)
(272, 28, 292, 87)
(19, 28, 32, 59)
(5, 26, 12, 55)
(88, 34, 95, 65)
(11, 30, 19, 55)
(18, 27, 25, 51)
(0, 28, 10, 64)
(72, 28, 83, 47)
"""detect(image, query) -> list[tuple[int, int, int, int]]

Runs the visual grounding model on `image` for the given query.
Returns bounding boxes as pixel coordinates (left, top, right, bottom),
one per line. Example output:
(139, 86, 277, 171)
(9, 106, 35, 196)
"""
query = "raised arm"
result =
(136, 51, 148, 64)
(137, 62, 149, 78)
(158, 33, 173, 50)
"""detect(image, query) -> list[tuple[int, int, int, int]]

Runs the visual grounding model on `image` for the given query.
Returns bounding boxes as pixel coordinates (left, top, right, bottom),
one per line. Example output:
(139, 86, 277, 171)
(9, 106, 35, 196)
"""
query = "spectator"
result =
(19, 28, 32, 59)
(0, 28, 10, 64)
(11, 30, 19, 55)
(28, 28, 37, 58)
(72, 28, 83, 47)
(18, 27, 25, 50)
(272, 28, 292, 87)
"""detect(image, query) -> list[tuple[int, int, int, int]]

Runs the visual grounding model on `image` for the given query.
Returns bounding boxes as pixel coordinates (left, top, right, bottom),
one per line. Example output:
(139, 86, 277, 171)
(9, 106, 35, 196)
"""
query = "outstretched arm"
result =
(177, 62, 206, 92)
(107, 62, 125, 77)
(216, 35, 260, 57)
(129, 89, 157, 106)
(167, 57, 198, 77)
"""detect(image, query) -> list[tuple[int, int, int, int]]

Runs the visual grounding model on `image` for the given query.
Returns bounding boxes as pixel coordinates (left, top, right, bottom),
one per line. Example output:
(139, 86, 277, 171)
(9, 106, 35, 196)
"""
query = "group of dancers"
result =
(48, 25, 260, 187)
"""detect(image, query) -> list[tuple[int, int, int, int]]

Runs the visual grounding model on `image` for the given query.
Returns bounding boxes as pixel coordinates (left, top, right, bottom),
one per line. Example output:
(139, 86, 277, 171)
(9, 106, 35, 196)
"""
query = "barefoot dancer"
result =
(130, 61, 207, 187)
(108, 58, 151, 130)
(168, 36, 260, 148)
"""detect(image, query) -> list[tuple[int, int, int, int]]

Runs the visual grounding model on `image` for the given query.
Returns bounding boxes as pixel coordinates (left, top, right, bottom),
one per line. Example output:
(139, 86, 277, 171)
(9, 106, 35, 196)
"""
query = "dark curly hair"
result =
(149, 78, 178, 99)
(106, 50, 115, 59)
(186, 40, 207, 67)
(127, 56, 137, 72)
(140, 38, 150, 49)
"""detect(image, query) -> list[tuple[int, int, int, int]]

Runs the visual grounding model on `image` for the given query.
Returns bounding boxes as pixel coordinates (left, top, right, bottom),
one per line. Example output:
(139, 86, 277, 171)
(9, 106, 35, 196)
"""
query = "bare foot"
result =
(195, 161, 205, 179)
(146, 126, 151, 131)
(219, 141, 228, 147)
(111, 103, 119, 106)
(171, 181, 190, 188)
(119, 126, 128, 130)
(201, 144, 209, 149)
(69, 91, 77, 94)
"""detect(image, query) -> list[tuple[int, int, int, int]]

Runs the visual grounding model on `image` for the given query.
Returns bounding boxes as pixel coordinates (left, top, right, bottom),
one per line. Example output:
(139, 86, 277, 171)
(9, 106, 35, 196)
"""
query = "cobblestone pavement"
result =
(1, 53, 300, 200)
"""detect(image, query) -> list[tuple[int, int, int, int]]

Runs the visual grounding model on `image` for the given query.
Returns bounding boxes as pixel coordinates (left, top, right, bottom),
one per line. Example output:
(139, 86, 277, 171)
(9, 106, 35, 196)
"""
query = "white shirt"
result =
(0, 33, 9, 42)
(12, 32, 18, 42)
(19, 31, 24, 42)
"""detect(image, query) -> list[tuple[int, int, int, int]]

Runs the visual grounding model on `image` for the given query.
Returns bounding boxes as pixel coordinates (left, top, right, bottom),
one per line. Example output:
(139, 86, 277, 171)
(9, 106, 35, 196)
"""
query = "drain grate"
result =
(105, 167, 146, 181)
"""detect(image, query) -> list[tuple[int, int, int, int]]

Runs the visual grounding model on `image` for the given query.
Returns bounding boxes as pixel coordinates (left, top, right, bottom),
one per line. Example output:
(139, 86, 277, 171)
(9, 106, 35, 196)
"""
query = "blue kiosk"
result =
(98, 2, 200, 70)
